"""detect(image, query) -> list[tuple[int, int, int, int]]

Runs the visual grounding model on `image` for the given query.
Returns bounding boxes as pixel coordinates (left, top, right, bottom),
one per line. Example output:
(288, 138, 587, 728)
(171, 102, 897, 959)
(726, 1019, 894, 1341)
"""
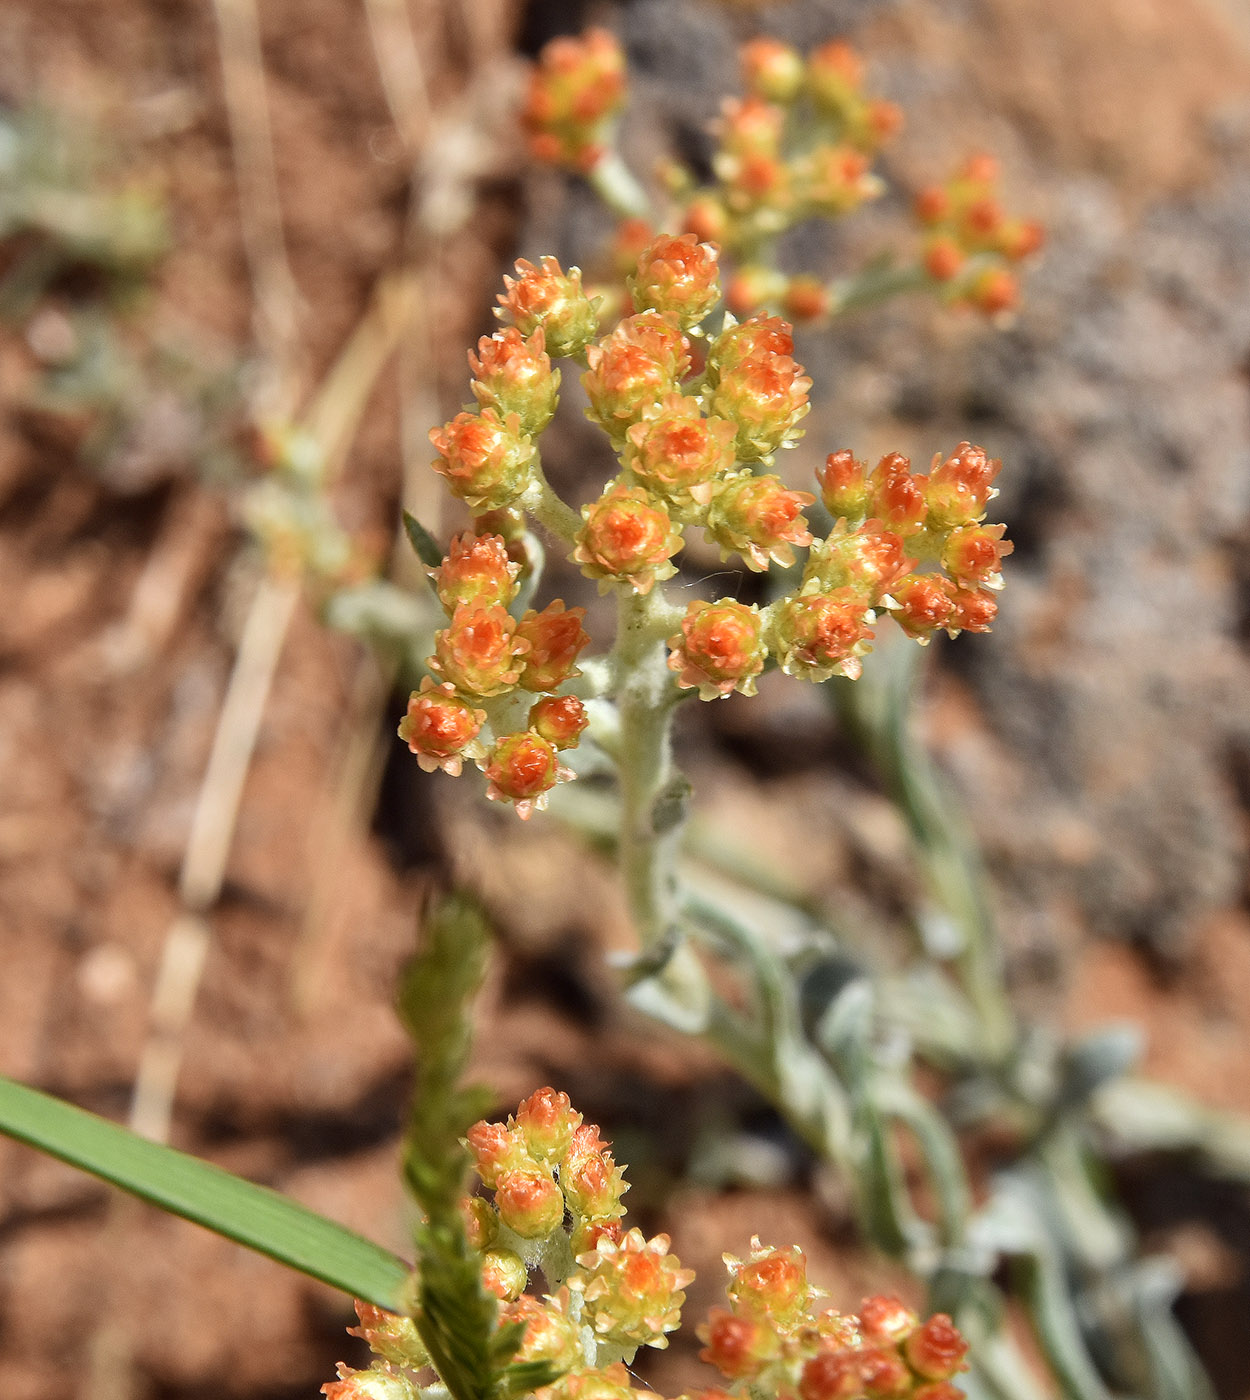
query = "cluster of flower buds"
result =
(698, 1238, 969, 1400)
(522, 28, 627, 172)
(408, 233, 1011, 811)
(323, 1098, 971, 1400)
(913, 154, 1044, 315)
(398, 525, 590, 817)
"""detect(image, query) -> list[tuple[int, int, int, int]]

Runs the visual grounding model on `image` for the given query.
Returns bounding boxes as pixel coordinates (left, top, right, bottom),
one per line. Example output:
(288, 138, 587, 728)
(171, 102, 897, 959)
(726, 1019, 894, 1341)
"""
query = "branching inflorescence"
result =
(324, 1090, 969, 1400)
(400, 234, 1012, 820)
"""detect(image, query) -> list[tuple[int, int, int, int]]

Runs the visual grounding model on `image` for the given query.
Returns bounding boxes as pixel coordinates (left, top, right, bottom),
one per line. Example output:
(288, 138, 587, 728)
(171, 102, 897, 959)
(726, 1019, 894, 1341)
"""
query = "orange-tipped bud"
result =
(927, 440, 1001, 524)
(629, 233, 722, 328)
(968, 266, 1018, 316)
(529, 694, 589, 751)
(799, 1349, 863, 1400)
(708, 352, 811, 462)
(718, 94, 786, 159)
(668, 599, 766, 700)
(941, 522, 1012, 588)
(726, 1242, 809, 1329)
(706, 473, 814, 570)
(460, 1194, 498, 1249)
(859, 1295, 919, 1345)
(725, 264, 787, 319)
(582, 312, 692, 437)
(497, 255, 601, 358)
(682, 194, 732, 247)
(783, 275, 832, 323)
(806, 39, 863, 113)
(465, 1119, 529, 1186)
(817, 449, 870, 522)
(432, 532, 520, 611)
(573, 482, 683, 593)
(347, 1302, 428, 1369)
(429, 603, 528, 697)
(517, 600, 590, 692)
(469, 327, 560, 435)
(888, 574, 955, 641)
(624, 393, 737, 508)
(612, 217, 657, 279)
(516, 1085, 583, 1160)
(484, 731, 569, 819)
(562, 1126, 628, 1220)
(924, 236, 964, 282)
(904, 1314, 969, 1381)
(741, 37, 804, 104)
(947, 585, 998, 633)
(397, 678, 486, 775)
(868, 452, 927, 536)
(481, 1248, 528, 1300)
(804, 520, 913, 600)
(914, 186, 950, 225)
(770, 588, 875, 682)
(501, 1294, 584, 1372)
(699, 1308, 776, 1380)
(799, 145, 875, 216)
(708, 314, 794, 377)
(523, 28, 626, 171)
(429, 409, 535, 511)
(323, 1364, 417, 1400)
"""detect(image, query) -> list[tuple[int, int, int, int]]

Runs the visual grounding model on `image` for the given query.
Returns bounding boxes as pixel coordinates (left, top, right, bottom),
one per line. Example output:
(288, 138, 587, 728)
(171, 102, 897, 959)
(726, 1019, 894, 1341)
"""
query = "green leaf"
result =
(403, 510, 444, 569)
(0, 1075, 412, 1308)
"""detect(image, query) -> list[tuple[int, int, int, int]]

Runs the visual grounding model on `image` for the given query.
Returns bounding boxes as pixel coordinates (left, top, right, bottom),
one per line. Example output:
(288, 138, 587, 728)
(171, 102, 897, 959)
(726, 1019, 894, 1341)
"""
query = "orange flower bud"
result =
(516, 1085, 583, 1159)
(807, 39, 863, 106)
(941, 522, 1012, 588)
(708, 353, 811, 462)
(888, 574, 955, 641)
(926, 441, 1001, 525)
(497, 255, 601, 358)
(699, 1308, 774, 1380)
(868, 452, 927, 536)
(913, 1385, 966, 1400)
(397, 678, 486, 775)
(799, 145, 875, 216)
(1000, 217, 1045, 260)
(494, 1164, 565, 1237)
(517, 600, 590, 692)
(719, 95, 786, 158)
(726, 1241, 809, 1328)
(460, 1194, 498, 1249)
(968, 266, 1018, 316)
(429, 603, 528, 697)
(582, 312, 692, 437)
(859, 1346, 912, 1396)
(429, 408, 535, 511)
(947, 585, 998, 633)
(529, 694, 589, 751)
(706, 472, 814, 570)
(323, 1364, 417, 1400)
(708, 314, 794, 378)
(624, 393, 737, 508)
(523, 28, 626, 171)
(783, 275, 832, 323)
(725, 264, 787, 319)
(770, 588, 875, 682)
(629, 234, 721, 328)
(799, 1349, 863, 1400)
(924, 236, 964, 282)
(914, 186, 950, 225)
(484, 730, 569, 819)
(741, 37, 804, 104)
(803, 521, 914, 601)
(571, 1217, 624, 1255)
(501, 1294, 584, 1372)
(668, 598, 766, 699)
(347, 1302, 428, 1369)
(904, 1314, 969, 1381)
(859, 1295, 919, 1345)
(469, 327, 560, 435)
(466, 1118, 529, 1186)
(481, 1248, 528, 1300)
(612, 217, 657, 279)
(573, 1227, 695, 1353)
(682, 194, 732, 247)
(573, 482, 683, 593)
(562, 1126, 628, 1219)
(431, 532, 520, 611)
(817, 449, 870, 522)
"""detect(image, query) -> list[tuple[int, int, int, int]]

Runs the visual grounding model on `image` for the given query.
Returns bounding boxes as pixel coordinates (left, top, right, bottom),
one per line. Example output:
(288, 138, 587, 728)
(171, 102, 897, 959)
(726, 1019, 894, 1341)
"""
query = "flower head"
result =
(705, 472, 814, 570)
(707, 352, 811, 462)
(628, 234, 722, 329)
(470, 327, 560, 436)
(431, 531, 520, 612)
(484, 731, 571, 819)
(518, 601, 591, 692)
(624, 393, 737, 508)
(529, 695, 590, 751)
(397, 678, 486, 775)
(523, 28, 626, 171)
(573, 482, 683, 593)
(668, 599, 766, 699)
(769, 589, 875, 682)
(429, 409, 535, 511)
(429, 603, 529, 697)
(571, 1227, 695, 1354)
(582, 313, 692, 438)
(497, 256, 601, 359)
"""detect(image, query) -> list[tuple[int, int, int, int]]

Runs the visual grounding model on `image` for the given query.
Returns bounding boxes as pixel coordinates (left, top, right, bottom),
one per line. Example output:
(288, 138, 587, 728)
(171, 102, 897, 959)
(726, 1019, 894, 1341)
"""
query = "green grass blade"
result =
(0, 1076, 412, 1308)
